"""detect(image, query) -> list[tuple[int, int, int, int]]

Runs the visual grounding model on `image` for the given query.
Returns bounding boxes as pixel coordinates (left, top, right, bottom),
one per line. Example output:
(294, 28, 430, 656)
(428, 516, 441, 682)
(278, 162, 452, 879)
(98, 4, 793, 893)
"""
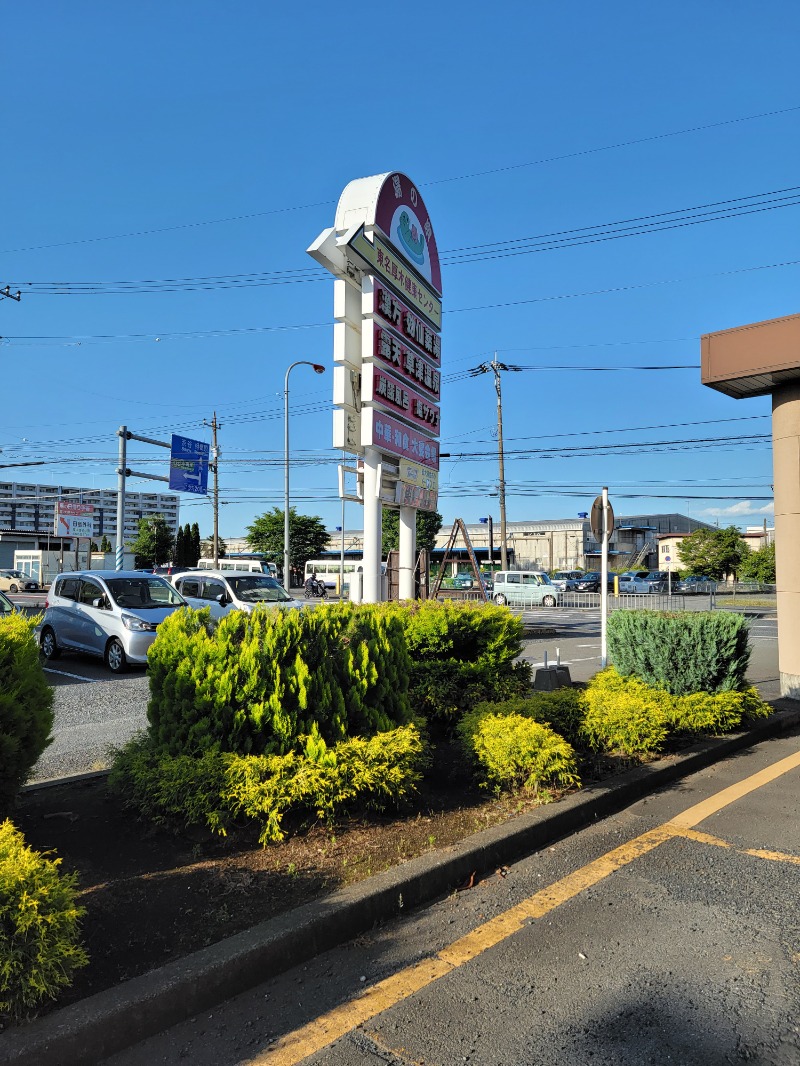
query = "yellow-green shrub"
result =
(581, 668, 670, 756)
(0, 821, 88, 1023)
(581, 668, 771, 755)
(0, 613, 54, 812)
(458, 712, 580, 795)
(665, 686, 771, 736)
(108, 723, 428, 846)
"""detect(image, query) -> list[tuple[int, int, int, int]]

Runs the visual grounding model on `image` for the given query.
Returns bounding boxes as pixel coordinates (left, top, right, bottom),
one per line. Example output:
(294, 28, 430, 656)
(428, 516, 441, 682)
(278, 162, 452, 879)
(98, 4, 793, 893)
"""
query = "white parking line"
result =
(43, 667, 102, 682)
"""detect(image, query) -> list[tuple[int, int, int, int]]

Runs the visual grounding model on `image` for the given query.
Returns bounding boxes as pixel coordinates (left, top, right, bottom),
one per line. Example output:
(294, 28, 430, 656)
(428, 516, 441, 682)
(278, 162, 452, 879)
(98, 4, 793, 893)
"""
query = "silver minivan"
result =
(492, 571, 559, 607)
(39, 570, 186, 672)
(170, 569, 302, 619)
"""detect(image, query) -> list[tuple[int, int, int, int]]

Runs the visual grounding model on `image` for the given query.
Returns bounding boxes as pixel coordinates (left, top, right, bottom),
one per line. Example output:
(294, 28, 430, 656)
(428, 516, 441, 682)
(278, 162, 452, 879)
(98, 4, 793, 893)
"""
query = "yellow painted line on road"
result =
(667, 748, 800, 830)
(252, 747, 800, 1065)
(675, 827, 800, 865)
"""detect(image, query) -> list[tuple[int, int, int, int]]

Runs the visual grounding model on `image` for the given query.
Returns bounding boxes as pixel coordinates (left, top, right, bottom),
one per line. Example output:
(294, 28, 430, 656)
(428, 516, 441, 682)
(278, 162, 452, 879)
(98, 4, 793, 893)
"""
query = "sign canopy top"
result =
(335, 172, 442, 295)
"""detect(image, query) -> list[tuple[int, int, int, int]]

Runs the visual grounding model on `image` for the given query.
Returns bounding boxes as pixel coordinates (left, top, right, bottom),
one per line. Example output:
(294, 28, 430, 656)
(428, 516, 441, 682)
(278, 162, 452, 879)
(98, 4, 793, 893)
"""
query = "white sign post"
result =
(308, 172, 442, 603)
(591, 488, 614, 668)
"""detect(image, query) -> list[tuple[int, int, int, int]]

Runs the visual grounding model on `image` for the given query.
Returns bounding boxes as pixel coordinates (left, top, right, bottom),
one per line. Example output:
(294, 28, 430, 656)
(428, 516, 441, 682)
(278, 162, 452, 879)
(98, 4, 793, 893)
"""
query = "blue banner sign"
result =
(169, 434, 209, 494)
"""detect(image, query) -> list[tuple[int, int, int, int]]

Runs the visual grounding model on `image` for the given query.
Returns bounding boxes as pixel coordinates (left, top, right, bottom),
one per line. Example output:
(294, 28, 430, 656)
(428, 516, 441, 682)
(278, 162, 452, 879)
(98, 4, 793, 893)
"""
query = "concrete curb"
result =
(2, 703, 799, 1065)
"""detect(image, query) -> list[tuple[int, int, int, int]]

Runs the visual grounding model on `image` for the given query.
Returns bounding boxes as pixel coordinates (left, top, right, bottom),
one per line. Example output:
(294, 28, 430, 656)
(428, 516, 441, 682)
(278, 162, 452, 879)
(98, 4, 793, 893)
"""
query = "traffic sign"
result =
(169, 434, 209, 495)
(590, 494, 615, 540)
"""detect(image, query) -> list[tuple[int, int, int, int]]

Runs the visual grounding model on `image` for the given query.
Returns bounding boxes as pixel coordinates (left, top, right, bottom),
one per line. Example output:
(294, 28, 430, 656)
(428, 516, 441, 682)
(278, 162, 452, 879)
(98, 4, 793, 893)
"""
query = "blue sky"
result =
(2, 2, 797, 540)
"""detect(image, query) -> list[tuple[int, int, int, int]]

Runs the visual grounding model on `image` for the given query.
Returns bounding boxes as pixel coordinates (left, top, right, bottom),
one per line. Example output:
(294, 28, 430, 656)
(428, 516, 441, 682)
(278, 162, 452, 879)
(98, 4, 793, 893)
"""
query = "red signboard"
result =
(373, 284, 441, 365)
(368, 368, 440, 434)
(363, 409, 439, 469)
(370, 324, 440, 399)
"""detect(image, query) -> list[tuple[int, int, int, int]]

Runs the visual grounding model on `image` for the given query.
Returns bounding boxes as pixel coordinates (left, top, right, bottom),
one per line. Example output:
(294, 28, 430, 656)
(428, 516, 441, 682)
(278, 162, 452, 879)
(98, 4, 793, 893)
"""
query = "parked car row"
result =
(37, 568, 303, 674)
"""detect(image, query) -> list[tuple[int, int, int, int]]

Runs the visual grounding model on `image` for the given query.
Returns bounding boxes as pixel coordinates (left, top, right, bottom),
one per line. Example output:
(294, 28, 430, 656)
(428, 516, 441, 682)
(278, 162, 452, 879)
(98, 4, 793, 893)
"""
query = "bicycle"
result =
(304, 577, 328, 599)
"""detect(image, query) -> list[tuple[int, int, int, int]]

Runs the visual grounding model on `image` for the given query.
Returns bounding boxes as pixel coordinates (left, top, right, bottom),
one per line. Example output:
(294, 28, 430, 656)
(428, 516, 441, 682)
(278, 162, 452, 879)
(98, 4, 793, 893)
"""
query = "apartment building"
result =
(0, 480, 180, 567)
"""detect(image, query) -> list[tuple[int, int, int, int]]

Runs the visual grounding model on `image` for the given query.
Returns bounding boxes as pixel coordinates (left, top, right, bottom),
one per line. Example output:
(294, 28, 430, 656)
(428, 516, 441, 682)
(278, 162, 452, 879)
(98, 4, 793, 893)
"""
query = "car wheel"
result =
(494, 593, 507, 606)
(9, 583, 19, 593)
(105, 637, 127, 673)
(40, 626, 61, 660)
(543, 594, 557, 607)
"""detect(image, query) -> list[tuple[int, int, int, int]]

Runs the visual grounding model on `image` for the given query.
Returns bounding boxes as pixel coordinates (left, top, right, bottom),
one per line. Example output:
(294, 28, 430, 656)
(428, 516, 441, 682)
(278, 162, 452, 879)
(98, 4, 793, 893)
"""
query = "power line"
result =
(3, 102, 797, 256)
(11, 184, 800, 295)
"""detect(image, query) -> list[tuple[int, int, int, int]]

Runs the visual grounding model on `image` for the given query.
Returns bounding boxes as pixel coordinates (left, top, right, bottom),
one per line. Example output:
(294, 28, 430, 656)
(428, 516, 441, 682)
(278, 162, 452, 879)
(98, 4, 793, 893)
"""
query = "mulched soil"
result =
(9, 741, 637, 1019)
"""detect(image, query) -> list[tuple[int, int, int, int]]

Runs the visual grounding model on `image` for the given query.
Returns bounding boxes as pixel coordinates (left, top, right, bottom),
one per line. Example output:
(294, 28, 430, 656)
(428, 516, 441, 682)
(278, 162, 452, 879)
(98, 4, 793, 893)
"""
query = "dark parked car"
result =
(574, 571, 601, 592)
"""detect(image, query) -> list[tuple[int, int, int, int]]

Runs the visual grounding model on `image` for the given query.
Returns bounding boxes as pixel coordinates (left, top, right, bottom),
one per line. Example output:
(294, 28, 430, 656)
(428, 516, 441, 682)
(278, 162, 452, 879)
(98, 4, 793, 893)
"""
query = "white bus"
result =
(198, 554, 278, 578)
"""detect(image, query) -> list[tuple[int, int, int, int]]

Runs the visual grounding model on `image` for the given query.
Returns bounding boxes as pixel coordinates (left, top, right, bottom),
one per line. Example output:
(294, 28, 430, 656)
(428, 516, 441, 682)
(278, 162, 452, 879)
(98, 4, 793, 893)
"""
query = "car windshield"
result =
(0, 591, 13, 613)
(228, 576, 293, 603)
(105, 577, 185, 609)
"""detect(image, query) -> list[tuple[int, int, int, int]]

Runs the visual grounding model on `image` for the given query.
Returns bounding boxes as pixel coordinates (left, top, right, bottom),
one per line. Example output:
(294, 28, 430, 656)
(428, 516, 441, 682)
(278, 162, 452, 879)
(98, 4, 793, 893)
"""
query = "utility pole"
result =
(204, 413, 221, 567)
(469, 356, 521, 571)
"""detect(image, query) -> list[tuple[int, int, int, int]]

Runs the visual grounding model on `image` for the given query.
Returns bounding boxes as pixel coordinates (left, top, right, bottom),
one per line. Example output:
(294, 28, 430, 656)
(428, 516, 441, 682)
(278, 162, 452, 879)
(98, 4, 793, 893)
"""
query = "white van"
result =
(171, 570, 301, 619)
(492, 571, 559, 607)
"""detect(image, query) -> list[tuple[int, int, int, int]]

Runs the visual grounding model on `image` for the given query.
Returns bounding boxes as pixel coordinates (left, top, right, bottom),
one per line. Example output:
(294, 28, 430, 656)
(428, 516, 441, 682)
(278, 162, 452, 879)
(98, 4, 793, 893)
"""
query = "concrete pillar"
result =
(362, 446, 383, 603)
(398, 506, 416, 600)
(773, 381, 800, 699)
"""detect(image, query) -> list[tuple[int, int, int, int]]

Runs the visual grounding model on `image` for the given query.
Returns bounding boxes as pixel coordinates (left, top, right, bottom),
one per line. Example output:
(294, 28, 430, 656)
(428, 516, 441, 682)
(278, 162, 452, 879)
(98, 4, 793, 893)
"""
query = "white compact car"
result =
(39, 570, 186, 672)
(170, 570, 302, 619)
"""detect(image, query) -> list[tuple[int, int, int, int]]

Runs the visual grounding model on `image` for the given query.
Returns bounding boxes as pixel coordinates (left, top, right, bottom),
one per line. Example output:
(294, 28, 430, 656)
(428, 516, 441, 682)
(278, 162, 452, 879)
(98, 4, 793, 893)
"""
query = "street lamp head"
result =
(312, 364, 326, 375)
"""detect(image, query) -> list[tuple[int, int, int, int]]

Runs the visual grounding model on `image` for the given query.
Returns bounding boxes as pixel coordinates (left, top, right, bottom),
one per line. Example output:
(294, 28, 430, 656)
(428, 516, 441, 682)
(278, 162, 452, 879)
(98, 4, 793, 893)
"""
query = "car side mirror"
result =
(215, 592, 228, 606)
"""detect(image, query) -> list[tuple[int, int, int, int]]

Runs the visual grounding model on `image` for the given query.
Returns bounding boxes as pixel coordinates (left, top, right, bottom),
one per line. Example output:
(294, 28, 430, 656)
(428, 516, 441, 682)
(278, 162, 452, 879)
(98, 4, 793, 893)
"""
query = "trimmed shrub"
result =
(145, 603, 412, 757)
(468, 688, 586, 748)
(458, 712, 580, 795)
(607, 610, 751, 695)
(0, 613, 54, 812)
(581, 668, 670, 756)
(666, 686, 771, 736)
(0, 821, 88, 1022)
(109, 724, 428, 846)
(392, 601, 531, 726)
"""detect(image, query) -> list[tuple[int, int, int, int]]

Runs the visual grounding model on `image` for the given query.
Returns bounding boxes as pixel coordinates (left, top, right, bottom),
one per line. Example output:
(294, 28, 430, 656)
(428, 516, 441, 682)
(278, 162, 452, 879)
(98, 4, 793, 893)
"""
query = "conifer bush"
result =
(0, 821, 88, 1022)
(0, 613, 54, 812)
(146, 603, 412, 757)
(392, 600, 531, 726)
(457, 711, 580, 795)
(607, 610, 751, 695)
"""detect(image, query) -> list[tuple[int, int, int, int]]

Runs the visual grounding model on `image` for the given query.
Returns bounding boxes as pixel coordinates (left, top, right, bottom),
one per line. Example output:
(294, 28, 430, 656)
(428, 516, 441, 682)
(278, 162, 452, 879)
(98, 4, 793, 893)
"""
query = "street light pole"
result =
(284, 360, 326, 592)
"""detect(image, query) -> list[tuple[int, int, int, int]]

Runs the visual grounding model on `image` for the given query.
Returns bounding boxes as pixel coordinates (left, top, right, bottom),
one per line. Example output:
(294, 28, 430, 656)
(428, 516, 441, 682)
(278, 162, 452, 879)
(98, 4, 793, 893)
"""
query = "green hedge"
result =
(468, 689, 586, 749)
(0, 613, 54, 812)
(0, 821, 88, 1022)
(109, 723, 428, 845)
(392, 601, 531, 726)
(146, 603, 412, 757)
(607, 610, 751, 695)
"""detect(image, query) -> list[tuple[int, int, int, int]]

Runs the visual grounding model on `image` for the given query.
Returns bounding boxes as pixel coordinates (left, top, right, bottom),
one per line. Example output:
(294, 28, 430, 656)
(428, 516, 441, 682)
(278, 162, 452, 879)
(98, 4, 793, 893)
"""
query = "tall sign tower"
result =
(308, 173, 442, 602)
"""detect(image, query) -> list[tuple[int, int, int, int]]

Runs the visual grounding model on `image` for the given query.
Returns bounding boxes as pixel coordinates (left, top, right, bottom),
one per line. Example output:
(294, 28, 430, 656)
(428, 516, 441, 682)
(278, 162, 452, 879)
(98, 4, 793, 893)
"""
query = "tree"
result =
(738, 539, 775, 582)
(677, 526, 749, 581)
(246, 508, 329, 574)
(127, 515, 175, 569)
(382, 509, 443, 555)
(99, 535, 112, 554)
(191, 523, 201, 564)
(200, 536, 227, 559)
(174, 525, 186, 565)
